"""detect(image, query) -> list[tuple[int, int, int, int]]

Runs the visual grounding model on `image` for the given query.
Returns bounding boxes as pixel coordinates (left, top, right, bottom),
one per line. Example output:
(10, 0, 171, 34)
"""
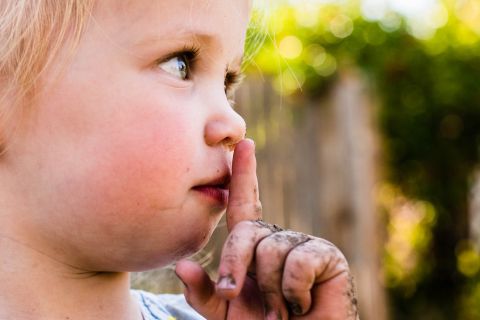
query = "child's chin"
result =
(133, 237, 213, 271)
(92, 222, 218, 272)
(180, 231, 213, 258)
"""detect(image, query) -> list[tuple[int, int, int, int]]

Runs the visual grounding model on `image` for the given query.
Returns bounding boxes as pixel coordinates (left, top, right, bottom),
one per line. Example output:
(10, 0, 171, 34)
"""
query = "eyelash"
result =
(161, 45, 199, 80)
(167, 45, 244, 100)
(224, 71, 244, 95)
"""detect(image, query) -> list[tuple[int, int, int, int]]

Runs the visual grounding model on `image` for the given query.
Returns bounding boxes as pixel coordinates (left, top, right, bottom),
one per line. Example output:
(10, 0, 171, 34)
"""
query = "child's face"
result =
(8, 0, 250, 271)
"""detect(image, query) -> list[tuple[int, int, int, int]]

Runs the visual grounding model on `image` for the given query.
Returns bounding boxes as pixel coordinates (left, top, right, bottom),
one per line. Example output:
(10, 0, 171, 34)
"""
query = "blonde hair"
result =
(0, 0, 94, 154)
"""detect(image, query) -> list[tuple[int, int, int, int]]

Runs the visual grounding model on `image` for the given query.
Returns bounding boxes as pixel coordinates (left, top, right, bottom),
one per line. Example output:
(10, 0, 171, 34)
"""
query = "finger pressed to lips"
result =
(226, 139, 262, 232)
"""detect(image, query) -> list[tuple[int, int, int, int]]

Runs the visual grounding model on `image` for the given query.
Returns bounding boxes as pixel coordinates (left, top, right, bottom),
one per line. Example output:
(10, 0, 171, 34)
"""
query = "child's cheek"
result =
(69, 110, 215, 267)
(31, 65, 214, 267)
(85, 110, 195, 216)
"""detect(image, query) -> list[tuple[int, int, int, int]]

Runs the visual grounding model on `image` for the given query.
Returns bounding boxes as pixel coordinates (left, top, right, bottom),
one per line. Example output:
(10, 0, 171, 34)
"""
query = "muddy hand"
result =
(214, 141, 360, 319)
(216, 226, 359, 319)
(176, 139, 360, 319)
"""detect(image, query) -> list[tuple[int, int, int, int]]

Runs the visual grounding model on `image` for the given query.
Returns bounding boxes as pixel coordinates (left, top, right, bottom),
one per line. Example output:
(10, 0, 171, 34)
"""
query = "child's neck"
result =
(0, 235, 143, 320)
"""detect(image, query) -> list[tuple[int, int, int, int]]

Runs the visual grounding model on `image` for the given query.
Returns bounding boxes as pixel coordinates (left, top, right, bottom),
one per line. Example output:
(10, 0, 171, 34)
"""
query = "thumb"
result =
(175, 259, 227, 319)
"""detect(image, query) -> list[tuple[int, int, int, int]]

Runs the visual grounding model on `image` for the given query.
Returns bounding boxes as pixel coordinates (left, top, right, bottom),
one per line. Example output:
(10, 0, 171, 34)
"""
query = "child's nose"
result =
(204, 101, 246, 150)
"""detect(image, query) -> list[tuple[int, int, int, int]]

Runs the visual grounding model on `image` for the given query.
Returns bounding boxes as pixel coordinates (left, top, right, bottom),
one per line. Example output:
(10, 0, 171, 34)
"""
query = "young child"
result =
(0, 0, 359, 319)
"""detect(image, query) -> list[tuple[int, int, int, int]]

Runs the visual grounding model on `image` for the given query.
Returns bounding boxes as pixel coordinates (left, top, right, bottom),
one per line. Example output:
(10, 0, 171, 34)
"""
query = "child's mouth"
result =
(192, 174, 230, 207)
(192, 185, 229, 206)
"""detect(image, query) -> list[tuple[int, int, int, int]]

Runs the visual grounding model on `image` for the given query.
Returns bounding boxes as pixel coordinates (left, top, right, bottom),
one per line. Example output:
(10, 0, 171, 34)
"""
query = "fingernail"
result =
(244, 138, 255, 148)
(217, 274, 236, 290)
(266, 310, 282, 320)
(288, 302, 303, 316)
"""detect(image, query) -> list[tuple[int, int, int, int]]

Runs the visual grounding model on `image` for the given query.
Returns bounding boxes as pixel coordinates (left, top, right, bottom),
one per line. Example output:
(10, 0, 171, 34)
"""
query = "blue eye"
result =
(158, 54, 189, 80)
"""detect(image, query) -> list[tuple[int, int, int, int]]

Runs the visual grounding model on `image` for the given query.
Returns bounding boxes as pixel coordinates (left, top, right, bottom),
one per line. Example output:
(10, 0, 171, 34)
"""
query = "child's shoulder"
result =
(131, 289, 206, 320)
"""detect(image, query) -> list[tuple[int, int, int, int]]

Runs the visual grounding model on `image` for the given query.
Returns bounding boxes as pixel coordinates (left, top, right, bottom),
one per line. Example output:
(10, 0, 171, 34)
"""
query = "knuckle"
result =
(252, 219, 284, 233)
(254, 201, 263, 215)
(287, 251, 310, 272)
(314, 237, 343, 255)
(312, 238, 350, 269)
(256, 232, 305, 258)
(223, 232, 240, 251)
(273, 231, 310, 247)
(229, 220, 258, 236)
(256, 237, 278, 256)
(221, 253, 240, 265)
(236, 219, 255, 230)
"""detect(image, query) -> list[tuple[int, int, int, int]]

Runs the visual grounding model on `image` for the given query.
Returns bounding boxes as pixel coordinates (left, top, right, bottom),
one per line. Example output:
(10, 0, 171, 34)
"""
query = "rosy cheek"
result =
(85, 114, 195, 213)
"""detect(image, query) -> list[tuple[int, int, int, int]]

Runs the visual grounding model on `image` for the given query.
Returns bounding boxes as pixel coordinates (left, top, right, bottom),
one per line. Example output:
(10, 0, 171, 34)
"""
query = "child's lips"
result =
(192, 185, 229, 206)
(192, 173, 231, 207)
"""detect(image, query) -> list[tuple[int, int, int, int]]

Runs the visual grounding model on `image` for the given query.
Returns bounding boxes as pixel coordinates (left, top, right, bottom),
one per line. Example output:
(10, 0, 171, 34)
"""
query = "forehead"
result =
(92, 0, 251, 53)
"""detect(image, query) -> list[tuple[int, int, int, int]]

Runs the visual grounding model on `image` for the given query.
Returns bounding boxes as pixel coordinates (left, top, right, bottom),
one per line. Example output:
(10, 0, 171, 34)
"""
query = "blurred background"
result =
(132, 0, 480, 318)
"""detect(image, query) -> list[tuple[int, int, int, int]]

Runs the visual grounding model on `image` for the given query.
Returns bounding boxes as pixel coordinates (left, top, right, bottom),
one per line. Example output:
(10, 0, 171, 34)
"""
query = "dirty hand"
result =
(176, 139, 359, 319)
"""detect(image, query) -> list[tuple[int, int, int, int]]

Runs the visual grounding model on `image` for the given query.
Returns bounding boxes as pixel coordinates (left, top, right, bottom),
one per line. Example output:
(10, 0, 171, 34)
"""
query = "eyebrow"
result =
(134, 31, 215, 48)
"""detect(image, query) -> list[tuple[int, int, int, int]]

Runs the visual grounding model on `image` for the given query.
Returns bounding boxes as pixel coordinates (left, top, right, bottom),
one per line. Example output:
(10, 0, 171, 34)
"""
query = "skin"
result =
(0, 0, 359, 319)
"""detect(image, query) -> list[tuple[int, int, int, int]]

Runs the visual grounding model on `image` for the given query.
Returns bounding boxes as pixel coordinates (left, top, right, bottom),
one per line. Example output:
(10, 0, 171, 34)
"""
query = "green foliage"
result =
(248, 1, 480, 318)
(378, 184, 437, 294)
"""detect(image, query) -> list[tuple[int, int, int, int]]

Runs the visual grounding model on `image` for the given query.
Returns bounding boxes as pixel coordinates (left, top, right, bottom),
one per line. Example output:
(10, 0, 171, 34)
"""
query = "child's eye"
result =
(158, 54, 189, 80)
(158, 50, 196, 80)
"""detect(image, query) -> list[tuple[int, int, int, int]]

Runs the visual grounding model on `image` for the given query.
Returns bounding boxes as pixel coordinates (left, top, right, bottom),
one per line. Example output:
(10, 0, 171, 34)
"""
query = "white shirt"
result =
(132, 290, 206, 320)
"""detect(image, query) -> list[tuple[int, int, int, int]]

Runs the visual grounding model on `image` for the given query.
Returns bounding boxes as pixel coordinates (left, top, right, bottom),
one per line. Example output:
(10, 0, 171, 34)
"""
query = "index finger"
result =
(226, 138, 262, 232)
